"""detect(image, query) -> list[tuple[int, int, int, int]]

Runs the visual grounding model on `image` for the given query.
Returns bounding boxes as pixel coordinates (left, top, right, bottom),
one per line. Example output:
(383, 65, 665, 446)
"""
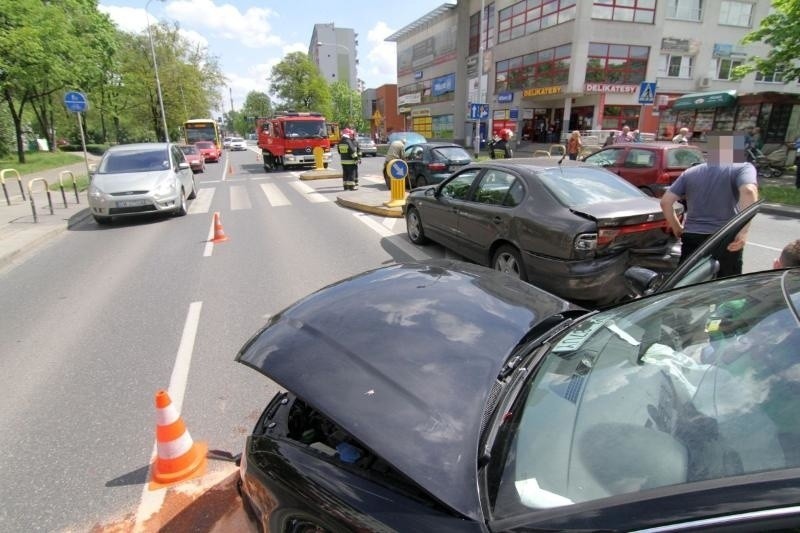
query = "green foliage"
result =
(734, 0, 800, 82)
(329, 81, 364, 131)
(269, 52, 332, 116)
(760, 184, 800, 206)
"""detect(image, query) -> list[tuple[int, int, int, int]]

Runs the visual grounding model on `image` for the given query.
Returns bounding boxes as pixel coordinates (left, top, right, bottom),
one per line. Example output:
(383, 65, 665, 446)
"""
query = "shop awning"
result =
(671, 90, 737, 110)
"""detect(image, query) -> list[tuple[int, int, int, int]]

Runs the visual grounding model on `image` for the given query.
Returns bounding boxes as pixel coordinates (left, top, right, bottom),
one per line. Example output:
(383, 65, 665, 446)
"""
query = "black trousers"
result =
(680, 232, 743, 278)
(342, 164, 357, 183)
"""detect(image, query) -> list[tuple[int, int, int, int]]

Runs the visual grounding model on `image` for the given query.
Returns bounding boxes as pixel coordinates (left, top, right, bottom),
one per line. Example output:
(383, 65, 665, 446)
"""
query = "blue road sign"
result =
(389, 159, 408, 180)
(64, 91, 88, 113)
(468, 103, 489, 120)
(638, 82, 656, 105)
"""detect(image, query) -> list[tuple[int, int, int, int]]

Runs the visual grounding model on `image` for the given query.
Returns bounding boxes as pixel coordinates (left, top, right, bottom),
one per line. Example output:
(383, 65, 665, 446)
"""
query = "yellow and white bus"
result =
(183, 118, 222, 150)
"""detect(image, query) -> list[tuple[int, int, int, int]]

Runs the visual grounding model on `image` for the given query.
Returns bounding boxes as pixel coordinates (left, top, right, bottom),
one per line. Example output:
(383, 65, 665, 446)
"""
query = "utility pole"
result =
(472, 0, 487, 157)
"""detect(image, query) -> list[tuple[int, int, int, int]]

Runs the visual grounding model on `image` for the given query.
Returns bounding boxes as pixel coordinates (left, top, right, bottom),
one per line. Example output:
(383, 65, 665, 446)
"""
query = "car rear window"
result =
(536, 167, 644, 207)
(196, 142, 212, 148)
(433, 147, 471, 162)
(666, 148, 704, 168)
(100, 149, 170, 173)
(181, 145, 198, 154)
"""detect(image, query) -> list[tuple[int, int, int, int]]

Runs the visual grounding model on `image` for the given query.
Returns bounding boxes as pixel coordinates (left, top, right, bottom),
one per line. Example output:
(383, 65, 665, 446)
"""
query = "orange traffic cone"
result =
(210, 212, 228, 243)
(149, 390, 207, 489)
(228, 162, 234, 174)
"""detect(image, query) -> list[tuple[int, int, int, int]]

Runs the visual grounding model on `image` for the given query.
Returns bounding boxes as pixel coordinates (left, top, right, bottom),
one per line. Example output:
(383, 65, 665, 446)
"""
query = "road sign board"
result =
(64, 91, 88, 113)
(389, 159, 408, 180)
(638, 82, 656, 105)
(468, 103, 489, 121)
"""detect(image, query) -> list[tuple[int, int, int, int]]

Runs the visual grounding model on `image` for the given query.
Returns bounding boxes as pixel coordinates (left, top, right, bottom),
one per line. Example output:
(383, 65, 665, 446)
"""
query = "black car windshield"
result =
(488, 270, 800, 519)
(434, 147, 471, 162)
(283, 120, 326, 139)
(99, 149, 170, 173)
(536, 167, 643, 206)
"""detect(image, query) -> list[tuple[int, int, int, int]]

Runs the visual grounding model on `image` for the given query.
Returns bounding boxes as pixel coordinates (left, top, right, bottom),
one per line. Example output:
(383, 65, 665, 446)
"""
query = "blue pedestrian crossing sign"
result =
(64, 91, 89, 113)
(638, 82, 656, 105)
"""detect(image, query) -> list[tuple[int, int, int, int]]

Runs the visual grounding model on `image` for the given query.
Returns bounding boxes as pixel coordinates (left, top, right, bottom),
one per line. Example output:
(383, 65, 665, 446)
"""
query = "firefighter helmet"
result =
(500, 128, 513, 141)
(341, 128, 354, 139)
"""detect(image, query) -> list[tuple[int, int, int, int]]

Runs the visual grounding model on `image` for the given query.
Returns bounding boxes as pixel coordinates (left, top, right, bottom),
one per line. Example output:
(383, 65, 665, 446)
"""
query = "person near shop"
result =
(566, 130, 582, 160)
(338, 128, 360, 191)
(492, 129, 514, 159)
(383, 137, 406, 186)
(672, 127, 691, 145)
(614, 126, 633, 143)
(632, 129, 643, 142)
(660, 133, 759, 278)
(603, 131, 616, 147)
(488, 132, 501, 159)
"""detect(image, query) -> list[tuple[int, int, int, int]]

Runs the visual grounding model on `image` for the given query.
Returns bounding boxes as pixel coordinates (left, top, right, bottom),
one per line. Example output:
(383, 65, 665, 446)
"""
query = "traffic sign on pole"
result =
(638, 82, 656, 105)
(64, 91, 89, 113)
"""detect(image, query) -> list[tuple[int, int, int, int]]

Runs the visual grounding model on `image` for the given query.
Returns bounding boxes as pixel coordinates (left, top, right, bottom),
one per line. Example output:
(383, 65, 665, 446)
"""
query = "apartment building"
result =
(309, 23, 358, 90)
(389, 0, 800, 146)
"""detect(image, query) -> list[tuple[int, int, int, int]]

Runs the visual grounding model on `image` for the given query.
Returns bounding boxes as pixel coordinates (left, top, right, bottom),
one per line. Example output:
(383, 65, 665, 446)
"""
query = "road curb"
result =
(336, 196, 404, 218)
(761, 202, 800, 219)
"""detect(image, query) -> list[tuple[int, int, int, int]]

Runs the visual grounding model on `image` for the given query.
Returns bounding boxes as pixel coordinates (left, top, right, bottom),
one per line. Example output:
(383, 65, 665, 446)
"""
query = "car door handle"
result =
(492, 216, 503, 224)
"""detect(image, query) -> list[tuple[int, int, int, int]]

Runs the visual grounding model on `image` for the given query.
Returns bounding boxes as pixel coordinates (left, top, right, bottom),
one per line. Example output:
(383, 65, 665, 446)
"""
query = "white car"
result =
(88, 143, 196, 224)
(222, 137, 233, 150)
(229, 137, 247, 151)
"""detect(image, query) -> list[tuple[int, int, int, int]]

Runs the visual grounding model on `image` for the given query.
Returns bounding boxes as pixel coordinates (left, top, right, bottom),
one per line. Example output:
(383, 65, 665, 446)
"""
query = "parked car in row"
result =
(356, 135, 377, 157)
(236, 201, 800, 532)
(195, 140, 221, 162)
(582, 142, 704, 197)
(229, 137, 248, 151)
(179, 144, 205, 174)
(88, 143, 196, 224)
(388, 131, 427, 146)
(403, 158, 680, 306)
(404, 142, 473, 188)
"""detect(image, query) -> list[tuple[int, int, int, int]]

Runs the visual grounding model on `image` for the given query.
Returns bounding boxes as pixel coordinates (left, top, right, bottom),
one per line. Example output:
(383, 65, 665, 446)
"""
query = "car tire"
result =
(93, 215, 111, 225)
(188, 177, 197, 200)
(415, 175, 428, 188)
(493, 245, 527, 281)
(175, 187, 188, 216)
(405, 206, 429, 245)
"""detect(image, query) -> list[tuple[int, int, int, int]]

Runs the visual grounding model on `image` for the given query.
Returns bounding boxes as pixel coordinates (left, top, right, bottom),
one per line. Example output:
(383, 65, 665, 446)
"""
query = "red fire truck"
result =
(256, 112, 331, 171)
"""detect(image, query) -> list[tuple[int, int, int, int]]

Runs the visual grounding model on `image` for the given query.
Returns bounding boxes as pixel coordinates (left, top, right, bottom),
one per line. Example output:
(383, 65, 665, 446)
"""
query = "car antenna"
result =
(557, 151, 566, 177)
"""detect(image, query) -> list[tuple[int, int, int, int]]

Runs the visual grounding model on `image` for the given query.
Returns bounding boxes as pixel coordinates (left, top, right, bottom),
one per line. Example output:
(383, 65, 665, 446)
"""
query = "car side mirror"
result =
(624, 266, 661, 297)
(178, 162, 190, 171)
(427, 187, 438, 198)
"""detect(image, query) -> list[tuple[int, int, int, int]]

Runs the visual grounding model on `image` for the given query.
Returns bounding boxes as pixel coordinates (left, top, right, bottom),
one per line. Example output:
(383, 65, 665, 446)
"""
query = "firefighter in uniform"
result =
(338, 128, 360, 190)
(492, 128, 514, 159)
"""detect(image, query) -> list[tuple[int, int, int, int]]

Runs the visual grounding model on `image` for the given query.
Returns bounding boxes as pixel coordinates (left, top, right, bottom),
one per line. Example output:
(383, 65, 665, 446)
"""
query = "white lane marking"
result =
(360, 174, 383, 184)
(203, 215, 215, 257)
(289, 180, 329, 203)
(747, 241, 782, 252)
(188, 187, 214, 215)
(134, 302, 203, 532)
(289, 171, 301, 178)
(352, 212, 430, 261)
(225, 178, 248, 182)
(198, 179, 221, 184)
(220, 155, 229, 181)
(382, 217, 397, 230)
(230, 185, 252, 210)
(260, 183, 290, 207)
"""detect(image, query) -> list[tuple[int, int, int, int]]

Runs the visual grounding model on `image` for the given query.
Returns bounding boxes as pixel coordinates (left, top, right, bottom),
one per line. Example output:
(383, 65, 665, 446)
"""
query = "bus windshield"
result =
(184, 119, 221, 149)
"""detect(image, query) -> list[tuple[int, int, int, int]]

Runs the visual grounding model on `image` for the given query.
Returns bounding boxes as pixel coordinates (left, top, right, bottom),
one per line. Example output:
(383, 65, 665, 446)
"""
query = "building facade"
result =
(390, 0, 800, 147)
(309, 23, 358, 90)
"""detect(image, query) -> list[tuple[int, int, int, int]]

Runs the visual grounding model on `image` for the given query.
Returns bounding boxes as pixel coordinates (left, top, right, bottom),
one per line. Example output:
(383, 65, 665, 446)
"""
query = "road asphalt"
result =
(1, 150, 798, 271)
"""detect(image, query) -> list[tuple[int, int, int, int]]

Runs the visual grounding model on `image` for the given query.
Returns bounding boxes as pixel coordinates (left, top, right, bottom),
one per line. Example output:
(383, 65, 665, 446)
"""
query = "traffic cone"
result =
(149, 390, 207, 489)
(228, 162, 234, 174)
(210, 212, 228, 243)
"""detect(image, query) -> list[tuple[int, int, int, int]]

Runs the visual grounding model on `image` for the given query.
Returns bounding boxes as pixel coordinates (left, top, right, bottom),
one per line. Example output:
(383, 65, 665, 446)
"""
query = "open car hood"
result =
(236, 260, 579, 520)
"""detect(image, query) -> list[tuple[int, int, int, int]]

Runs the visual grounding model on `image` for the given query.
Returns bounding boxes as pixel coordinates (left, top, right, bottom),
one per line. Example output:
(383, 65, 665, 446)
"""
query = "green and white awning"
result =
(671, 90, 737, 110)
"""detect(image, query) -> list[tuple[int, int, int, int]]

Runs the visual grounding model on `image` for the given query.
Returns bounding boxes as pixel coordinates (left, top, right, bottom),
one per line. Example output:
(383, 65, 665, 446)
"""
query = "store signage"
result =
(584, 83, 638, 94)
(398, 93, 422, 105)
(509, 108, 519, 119)
(497, 91, 514, 103)
(431, 73, 455, 96)
(411, 108, 431, 117)
(522, 86, 562, 97)
(713, 43, 748, 58)
(414, 70, 424, 80)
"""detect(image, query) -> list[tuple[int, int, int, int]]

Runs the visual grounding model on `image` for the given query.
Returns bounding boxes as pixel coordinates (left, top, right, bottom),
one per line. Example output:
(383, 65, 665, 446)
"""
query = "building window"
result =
(716, 58, 742, 80)
(585, 43, 649, 84)
(658, 54, 694, 78)
(495, 44, 571, 91)
(592, 0, 656, 23)
(666, 0, 703, 21)
(755, 70, 784, 83)
(497, 0, 576, 44)
(719, 1, 752, 27)
(469, 12, 480, 55)
(602, 105, 640, 130)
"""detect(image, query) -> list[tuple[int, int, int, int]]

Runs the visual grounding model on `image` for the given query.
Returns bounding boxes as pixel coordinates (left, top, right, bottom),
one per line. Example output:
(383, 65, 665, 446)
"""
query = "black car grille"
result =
(109, 205, 156, 214)
(110, 191, 149, 196)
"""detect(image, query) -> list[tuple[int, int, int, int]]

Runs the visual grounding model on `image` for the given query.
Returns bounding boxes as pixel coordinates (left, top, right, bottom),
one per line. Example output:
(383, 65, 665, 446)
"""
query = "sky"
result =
(98, 0, 452, 116)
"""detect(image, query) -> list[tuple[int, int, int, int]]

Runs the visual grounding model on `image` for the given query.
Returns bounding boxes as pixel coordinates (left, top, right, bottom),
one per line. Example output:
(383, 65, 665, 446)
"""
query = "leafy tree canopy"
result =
(269, 52, 331, 117)
(735, 0, 800, 82)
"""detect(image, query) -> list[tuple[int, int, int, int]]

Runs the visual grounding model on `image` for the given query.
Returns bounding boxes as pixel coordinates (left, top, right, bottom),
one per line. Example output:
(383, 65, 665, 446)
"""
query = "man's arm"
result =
(727, 182, 759, 252)
(660, 190, 684, 238)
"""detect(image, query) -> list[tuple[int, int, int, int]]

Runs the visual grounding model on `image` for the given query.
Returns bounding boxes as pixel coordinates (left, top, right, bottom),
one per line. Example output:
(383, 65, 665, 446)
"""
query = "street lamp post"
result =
(145, 0, 169, 142)
(316, 41, 354, 126)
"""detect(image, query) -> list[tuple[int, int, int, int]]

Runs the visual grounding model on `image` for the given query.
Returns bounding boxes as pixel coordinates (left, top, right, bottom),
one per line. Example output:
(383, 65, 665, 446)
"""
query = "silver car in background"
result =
(88, 143, 196, 224)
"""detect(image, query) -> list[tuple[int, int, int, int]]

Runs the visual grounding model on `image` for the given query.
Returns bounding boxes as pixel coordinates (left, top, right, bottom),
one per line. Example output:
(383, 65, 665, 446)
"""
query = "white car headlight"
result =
(88, 183, 104, 198)
(154, 178, 177, 196)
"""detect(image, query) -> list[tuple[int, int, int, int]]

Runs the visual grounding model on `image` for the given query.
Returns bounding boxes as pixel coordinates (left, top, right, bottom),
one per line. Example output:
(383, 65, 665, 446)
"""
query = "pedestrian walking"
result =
(383, 136, 406, 188)
(338, 128, 360, 190)
(567, 130, 582, 160)
(660, 133, 759, 278)
(614, 126, 633, 144)
(492, 129, 514, 159)
(603, 131, 616, 147)
(672, 127, 691, 145)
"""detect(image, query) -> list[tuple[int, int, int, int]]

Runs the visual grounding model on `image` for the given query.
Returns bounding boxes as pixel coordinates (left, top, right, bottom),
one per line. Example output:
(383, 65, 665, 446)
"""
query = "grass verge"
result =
(0, 151, 85, 174)
(760, 185, 800, 206)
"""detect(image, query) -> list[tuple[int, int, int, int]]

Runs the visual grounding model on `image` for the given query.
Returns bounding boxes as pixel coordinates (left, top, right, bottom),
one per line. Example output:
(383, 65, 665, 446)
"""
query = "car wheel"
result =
(175, 187, 188, 216)
(415, 174, 428, 188)
(93, 215, 111, 225)
(493, 245, 527, 281)
(405, 206, 429, 245)
(771, 167, 784, 178)
(188, 177, 197, 200)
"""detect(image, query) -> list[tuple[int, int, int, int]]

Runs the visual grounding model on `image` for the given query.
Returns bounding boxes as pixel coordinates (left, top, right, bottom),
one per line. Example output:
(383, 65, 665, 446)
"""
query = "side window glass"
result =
(667, 149, 704, 168)
(441, 170, 480, 200)
(624, 149, 655, 169)
(474, 170, 516, 206)
(587, 148, 624, 167)
(505, 179, 525, 207)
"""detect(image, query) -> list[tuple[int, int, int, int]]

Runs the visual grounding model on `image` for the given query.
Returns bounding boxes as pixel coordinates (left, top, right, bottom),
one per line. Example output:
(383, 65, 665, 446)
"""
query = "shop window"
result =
(719, 1, 752, 27)
(592, 0, 656, 23)
(496, 44, 571, 90)
(432, 115, 454, 139)
(585, 43, 649, 84)
(716, 58, 743, 80)
(497, 0, 576, 44)
(666, 0, 703, 20)
(658, 54, 694, 78)
(602, 105, 640, 130)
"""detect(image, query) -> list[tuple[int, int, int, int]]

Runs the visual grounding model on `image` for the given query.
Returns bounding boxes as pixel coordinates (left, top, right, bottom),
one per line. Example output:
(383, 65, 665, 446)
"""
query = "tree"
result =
(734, 0, 800, 82)
(329, 81, 364, 131)
(269, 52, 331, 116)
(242, 91, 272, 119)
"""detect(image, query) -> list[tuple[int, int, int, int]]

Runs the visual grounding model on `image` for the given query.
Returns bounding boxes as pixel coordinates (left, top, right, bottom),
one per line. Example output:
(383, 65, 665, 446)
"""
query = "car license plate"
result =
(117, 199, 147, 208)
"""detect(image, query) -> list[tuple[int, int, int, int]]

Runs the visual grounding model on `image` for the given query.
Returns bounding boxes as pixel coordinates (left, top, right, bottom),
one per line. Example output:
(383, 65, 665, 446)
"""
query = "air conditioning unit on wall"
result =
(697, 76, 712, 89)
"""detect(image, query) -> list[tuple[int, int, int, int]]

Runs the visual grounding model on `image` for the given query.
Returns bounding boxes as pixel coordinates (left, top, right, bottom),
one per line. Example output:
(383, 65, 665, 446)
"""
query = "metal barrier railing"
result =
(58, 170, 80, 207)
(27, 178, 53, 223)
(1, 168, 26, 205)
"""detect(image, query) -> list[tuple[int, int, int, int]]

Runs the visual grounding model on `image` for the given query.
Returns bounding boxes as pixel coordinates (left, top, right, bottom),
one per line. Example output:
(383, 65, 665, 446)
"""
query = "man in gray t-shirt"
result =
(660, 133, 758, 278)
